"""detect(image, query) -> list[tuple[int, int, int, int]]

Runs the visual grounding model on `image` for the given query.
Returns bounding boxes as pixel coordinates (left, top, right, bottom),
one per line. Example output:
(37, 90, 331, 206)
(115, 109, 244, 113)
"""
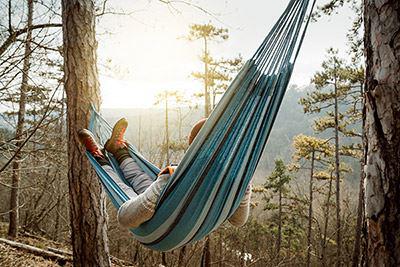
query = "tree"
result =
(187, 23, 242, 116)
(7, 0, 33, 239)
(62, 0, 110, 266)
(292, 134, 333, 267)
(264, 159, 291, 259)
(364, 0, 400, 265)
(300, 49, 364, 266)
(154, 90, 188, 165)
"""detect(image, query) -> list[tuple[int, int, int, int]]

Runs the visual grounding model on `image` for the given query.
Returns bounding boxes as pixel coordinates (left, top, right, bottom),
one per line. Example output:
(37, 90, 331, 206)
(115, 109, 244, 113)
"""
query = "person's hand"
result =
(158, 166, 176, 176)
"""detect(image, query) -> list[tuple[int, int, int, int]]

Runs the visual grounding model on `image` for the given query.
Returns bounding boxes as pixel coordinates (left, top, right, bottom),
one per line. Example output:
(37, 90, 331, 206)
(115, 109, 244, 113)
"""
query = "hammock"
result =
(87, 0, 316, 252)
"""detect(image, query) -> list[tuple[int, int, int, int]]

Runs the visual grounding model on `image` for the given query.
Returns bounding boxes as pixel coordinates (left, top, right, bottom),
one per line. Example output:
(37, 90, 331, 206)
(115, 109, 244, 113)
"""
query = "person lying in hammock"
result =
(78, 118, 252, 228)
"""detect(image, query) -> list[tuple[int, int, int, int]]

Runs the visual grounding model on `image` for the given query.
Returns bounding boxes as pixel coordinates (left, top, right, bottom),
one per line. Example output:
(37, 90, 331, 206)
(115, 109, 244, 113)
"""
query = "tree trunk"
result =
(306, 151, 315, 267)
(364, 0, 400, 266)
(177, 246, 186, 267)
(352, 161, 365, 267)
(165, 91, 170, 165)
(333, 66, 342, 267)
(8, 0, 33, 239)
(322, 172, 334, 267)
(138, 114, 142, 151)
(201, 237, 211, 267)
(61, 0, 110, 266)
(277, 185, 282, 259)
(204, 37, 210, 117)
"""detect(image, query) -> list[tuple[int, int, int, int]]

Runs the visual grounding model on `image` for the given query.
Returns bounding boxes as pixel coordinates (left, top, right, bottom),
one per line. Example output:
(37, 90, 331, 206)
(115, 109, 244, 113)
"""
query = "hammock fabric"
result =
(87, 0, 316, 252)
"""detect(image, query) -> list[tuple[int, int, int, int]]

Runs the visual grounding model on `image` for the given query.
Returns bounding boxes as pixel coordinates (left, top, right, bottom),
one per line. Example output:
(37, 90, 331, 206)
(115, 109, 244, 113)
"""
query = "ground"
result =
(0, 222, 134, 267)
(0, 242, 72, 267)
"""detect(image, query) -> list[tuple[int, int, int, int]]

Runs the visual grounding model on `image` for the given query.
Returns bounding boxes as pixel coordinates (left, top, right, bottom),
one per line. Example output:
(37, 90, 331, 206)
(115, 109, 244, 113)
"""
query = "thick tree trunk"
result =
(61, 0, 110, 266)
(8, 0, 33, 239)
(364, 0, 400, 266)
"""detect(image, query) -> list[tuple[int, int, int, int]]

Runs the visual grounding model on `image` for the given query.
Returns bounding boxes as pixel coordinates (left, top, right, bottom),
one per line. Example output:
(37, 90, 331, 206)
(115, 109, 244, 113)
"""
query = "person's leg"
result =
(120, 157, 153, 194)
(102, 164, 138, 198)
(105, 118, 154, 194)
(78, 129, 137, 198)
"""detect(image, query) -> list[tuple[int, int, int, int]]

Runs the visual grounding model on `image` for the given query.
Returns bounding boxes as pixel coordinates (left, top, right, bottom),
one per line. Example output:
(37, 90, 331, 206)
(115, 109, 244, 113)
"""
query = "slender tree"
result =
(62, 0, 110, 266)
(187, 24, 242, 116)
(364, 0, 400, 265)
(264, 159, 291, 259)
(300, 49, 364, 266)
(292, 134, 333, 267)
(8, 0, 33, 239)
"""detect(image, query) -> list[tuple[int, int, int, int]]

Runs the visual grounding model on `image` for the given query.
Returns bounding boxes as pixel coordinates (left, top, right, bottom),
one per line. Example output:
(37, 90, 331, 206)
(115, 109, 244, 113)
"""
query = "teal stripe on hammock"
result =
(85, 0, 316, 251)
(130, 62, 258, 243)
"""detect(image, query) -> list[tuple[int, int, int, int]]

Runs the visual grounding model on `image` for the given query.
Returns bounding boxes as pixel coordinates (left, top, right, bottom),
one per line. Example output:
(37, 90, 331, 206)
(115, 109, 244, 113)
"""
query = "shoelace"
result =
(116, 127, 127, 146)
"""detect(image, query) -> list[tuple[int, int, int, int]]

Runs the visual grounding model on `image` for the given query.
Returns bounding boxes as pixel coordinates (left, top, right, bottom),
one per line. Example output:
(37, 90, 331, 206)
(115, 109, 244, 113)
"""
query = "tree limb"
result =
(0, 23, 61, 57)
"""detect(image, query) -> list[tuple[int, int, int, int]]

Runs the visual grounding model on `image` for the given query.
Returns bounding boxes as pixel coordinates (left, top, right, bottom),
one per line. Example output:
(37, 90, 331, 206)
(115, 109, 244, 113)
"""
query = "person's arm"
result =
(227, 183, 252, 227)
(117, 173, 169, 228)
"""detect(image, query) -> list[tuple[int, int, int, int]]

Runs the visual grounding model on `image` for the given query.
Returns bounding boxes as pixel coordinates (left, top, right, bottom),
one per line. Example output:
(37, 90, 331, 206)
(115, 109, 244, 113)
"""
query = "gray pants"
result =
(103, 157, 154, 198)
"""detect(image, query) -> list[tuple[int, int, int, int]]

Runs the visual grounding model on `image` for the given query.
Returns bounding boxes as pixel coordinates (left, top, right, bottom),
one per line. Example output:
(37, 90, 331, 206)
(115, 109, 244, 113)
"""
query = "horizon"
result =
(98, 0, 357, 109)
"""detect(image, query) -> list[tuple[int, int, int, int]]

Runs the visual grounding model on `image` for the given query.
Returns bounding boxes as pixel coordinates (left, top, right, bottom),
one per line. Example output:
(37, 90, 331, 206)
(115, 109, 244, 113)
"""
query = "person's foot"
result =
(78, 129, 108, 165)
(105, 118, 128, 155)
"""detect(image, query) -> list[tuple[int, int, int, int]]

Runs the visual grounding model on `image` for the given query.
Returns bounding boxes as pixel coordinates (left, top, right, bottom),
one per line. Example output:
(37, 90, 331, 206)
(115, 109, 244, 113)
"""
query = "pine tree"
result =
(299, 48, 364, 266)
(62, 0, 110, 265)
(187, 23, 243, 116)
(264, 159, 291, 259)
(364, 0, 400, 265)
(292, 134, 334, 267)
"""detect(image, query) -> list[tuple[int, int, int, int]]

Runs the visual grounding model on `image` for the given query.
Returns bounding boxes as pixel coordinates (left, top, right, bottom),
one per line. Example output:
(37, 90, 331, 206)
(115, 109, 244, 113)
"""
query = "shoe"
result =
(105, 118, 128, 154)
(78, 129, 106, 161)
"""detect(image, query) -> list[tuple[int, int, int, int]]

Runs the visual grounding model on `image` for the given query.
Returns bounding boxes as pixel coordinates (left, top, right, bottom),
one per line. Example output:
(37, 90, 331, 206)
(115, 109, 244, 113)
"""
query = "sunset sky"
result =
(96, 0, 357, 108)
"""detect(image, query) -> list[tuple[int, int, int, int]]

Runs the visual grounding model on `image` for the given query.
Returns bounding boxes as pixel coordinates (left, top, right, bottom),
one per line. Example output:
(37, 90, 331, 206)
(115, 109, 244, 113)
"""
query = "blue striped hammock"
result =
(87, 0, 316, 252)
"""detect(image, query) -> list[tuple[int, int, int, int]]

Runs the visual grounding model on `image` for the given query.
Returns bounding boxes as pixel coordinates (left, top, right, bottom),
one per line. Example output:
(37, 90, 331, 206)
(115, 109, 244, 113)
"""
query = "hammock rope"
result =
(87, 0, 316, 251)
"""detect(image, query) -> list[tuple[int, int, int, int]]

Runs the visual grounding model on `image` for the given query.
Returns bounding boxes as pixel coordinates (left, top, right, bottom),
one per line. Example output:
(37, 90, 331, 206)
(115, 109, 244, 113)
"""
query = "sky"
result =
(97, 0, 357, 109)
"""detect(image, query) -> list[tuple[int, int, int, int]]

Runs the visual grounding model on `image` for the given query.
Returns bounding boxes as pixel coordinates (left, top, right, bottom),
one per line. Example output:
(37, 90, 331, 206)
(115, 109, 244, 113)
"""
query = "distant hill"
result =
(102, 86, 316, 183)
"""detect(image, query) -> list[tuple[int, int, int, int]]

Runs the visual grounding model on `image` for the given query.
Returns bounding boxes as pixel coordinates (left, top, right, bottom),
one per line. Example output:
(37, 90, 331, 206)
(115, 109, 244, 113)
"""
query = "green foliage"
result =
(265, 159, 291, 194)
(299, 49, 364, 161)
(187, 24, 229, 42)
(187, 23, 243, 110)
(292, 134, 333, 162)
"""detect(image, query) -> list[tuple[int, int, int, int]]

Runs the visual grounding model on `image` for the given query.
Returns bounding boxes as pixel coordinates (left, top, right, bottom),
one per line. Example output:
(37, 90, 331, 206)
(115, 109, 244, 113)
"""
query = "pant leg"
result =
(120, 157, 154, 194)
(102, 164, 138, 198)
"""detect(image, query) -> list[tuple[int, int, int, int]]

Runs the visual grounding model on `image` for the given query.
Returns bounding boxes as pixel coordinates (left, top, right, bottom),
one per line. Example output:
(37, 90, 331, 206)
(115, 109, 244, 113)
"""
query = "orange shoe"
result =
(105, 118, 128, 154)
(78, 129, 108, 165)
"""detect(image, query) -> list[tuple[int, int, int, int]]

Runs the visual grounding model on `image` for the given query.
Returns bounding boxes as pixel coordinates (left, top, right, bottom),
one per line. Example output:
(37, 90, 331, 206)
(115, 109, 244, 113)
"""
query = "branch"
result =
(0, 238, 72, 264)
(0, 23, 61, 57)
(0, 83, 61, 174)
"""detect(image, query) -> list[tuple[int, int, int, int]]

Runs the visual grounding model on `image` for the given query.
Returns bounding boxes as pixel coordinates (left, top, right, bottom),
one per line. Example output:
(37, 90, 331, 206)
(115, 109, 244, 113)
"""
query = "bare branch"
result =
(0, 23, 61, 57)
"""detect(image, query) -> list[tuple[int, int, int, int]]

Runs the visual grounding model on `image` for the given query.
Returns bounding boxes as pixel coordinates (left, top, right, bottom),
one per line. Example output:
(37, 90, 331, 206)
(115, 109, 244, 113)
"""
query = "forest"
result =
(0, 0, 399, 266)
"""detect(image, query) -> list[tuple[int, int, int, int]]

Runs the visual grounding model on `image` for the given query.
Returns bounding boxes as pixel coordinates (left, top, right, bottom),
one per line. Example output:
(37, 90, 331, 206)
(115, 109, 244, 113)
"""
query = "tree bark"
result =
(306, 151, 315, 267)
(204, 37, 210, 117)
(61, 0, 110, 266)
(352, 161, 365, 267)
(322, 172, 333, 267)
(333, 63, 342, 267)
(201, 237, 211, 267)
(165, 91, 170, 165)
(364, 0, 400, 266)
(277, 182, 282, 259)
(8, 0, 33, 239)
